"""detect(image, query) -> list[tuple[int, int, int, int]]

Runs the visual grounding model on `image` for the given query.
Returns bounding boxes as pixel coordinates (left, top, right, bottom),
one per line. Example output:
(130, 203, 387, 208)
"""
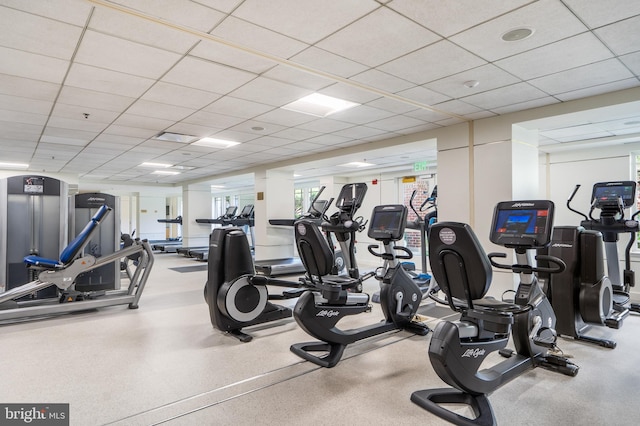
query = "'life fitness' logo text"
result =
(462, 348, 486, 358)
(316, 310, 340, 318)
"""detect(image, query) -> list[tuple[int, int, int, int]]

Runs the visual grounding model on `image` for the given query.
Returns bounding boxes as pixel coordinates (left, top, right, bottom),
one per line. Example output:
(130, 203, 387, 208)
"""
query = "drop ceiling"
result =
(0, 0, 639, 187)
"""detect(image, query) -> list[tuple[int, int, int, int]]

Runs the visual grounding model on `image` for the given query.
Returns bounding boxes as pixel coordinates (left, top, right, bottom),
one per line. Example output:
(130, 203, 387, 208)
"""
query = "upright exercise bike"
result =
(290, 204, 430, 368)
(412, 200, 578, 426)
(538, 182, 635, 349)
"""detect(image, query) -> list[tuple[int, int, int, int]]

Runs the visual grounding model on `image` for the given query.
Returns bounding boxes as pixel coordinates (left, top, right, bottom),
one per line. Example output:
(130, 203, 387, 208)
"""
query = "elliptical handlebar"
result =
(488, 252, 566, 274)
(367, 243, 413, 260)
(567, 184, 589, 221)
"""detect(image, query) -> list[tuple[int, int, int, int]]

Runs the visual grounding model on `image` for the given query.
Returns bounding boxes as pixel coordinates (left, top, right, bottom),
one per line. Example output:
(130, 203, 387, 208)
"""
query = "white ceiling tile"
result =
(554, 78, 640, 102)
(0, 109, 47, 126)
(162, 56, 256, 95)
(328, 105, 394, 125)
(65, 63, 154, 98)
(425, 64, 520, 99)
(431, 100, 482, 116)
(0, 0, 92, 26)
(595, 15, 640, 56)
(246, 136, 294, 149)
(203, 96, 273, 118)
(182, 110, 246, 129)
(164, 123, 222, 138)
(298, 119, 353, 133)
(0, 46, 69, 83)
(451, 0, 588, 62)
(194, 0, 243, 14)
(365, 98, 417, 114)
(226, 119, 288, 136)
(317, 7, 440, 67)
(319, 83, 381, 104)
(74, 30, 181, 79)
(490, 96, 560, 115)
(290, 47, 368, 78)
(349, 69, 415, 94)
(104, 124, 158, 139)
(303, 134, 351, 146)
(89, 7, 198, 54)
(270, 127, 322, 141)
(127, 99, 195, 121)
(0, 74, 60, 101)
(0, 6, 83, 60)
(110, 0, 226, 32)
(93, 134, 145, 146)
(190, 41, 277, 74)
(211, 16, 308, 58)
(388, 0, 531, 37)
(620, 51, 640, 76)
(261, 65, 334, 91)
(232, 0, 378, 44)
(112, 113, 175, 131)
(461, 82, 549, 110)
(530, 59, 634, 94)
(47, 116, 109, 133)
(331, 125, 389, 140)
(40, 135, 89, 147)
(57, 86, 135, 112)
(394, 86, 450, 106)
(0, 94, 52, 115)
(229, 76, 311, 107)
(563, 0, 640, 28)
(379, 40, 486, 85)
(404, 107, 459, 122)
(252, 109, 315, 127)
(366, 114, 429, 132)
(0, 122, 43, 141)
(495, 32, 614, 80)
(207, 129, 259, 143)
(51, 102, 122, 124)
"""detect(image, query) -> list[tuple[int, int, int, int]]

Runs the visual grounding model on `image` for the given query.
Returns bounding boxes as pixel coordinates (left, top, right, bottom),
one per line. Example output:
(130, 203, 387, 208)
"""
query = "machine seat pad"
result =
(23, 255, 63, 269)
(473, 297, 523, 313)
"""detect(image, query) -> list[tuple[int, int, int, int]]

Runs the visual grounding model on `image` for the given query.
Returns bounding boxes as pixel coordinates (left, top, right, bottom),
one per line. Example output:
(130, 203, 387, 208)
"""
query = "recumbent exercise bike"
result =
(290, 204, 430, 368)
(411, 200, 578, 426)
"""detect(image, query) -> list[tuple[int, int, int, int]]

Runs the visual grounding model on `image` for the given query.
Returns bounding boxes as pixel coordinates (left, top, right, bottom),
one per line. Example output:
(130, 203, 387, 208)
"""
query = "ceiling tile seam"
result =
(86, 0, 468, 122)
(30, 6, 96, 168)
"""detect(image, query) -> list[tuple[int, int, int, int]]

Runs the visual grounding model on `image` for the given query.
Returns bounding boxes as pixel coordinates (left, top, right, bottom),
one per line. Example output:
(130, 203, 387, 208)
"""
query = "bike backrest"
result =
(428, 222, 493, 308)
(295, 219, 334, 279)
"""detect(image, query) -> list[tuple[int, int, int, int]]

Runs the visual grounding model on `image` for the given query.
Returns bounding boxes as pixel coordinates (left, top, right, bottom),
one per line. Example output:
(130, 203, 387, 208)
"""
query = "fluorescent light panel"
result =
(139, 162, 173, 168)
(282, 93, 359, 117)
(339, 161, 375, 168)
(0, 162, 29, 169)
(210, 185, 225, 189)
(154, 132, 199, 143)
(151, 170, 180, 175)
(192, 138, 240, 148)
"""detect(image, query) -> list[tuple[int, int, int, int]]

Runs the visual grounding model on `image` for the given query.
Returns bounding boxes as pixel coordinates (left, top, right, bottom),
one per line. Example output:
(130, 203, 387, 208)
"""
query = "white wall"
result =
(138, 196, 166, 241)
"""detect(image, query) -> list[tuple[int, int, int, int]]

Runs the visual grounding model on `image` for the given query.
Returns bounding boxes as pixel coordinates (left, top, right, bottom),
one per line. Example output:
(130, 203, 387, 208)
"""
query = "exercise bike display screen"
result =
(368, 205, 407, 241)
(591, 181, 636, 208)
(490, 200, 554, 248)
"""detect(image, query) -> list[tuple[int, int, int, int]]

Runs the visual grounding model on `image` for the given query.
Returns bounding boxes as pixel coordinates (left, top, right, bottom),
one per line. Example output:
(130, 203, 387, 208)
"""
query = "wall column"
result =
(254, 168, 295, 261)
(182, 183, 211, 247)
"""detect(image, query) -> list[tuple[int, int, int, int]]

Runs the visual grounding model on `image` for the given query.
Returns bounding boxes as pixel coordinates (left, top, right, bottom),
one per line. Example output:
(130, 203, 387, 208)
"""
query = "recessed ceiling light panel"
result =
(339, 161, 375, 168)
(139, 162, 173, 168)
(282, 93, 360, 117)
(154, 132, 199, 143)
(192, 138, 240, 148)
(151, 170, 180, 175)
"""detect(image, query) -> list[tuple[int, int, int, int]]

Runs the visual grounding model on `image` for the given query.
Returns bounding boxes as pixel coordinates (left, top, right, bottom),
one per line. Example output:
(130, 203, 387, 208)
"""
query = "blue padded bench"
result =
(24, 204, 112, 269)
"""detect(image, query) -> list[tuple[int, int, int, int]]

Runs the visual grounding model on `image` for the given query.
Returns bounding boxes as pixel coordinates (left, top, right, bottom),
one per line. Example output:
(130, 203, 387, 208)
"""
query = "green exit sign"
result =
(413, 161, 428, 172)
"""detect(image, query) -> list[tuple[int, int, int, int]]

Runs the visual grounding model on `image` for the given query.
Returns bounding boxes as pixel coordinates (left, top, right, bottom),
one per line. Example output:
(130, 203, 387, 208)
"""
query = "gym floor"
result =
(1, 251, 638, 426)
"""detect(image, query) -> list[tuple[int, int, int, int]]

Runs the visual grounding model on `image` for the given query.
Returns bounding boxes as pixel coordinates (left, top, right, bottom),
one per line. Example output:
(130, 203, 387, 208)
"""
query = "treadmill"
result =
(191, 205, 255, 261)
(152, 216, 183, 252)
(254, 187, 332, 277)
(177, 207, 238, 257)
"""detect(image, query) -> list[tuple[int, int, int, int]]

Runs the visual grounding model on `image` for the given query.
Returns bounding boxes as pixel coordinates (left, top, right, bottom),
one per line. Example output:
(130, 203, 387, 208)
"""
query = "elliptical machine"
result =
(412, 200, 578, 426)
(290, 204, 430, 368)
(538, 182, 636, 349)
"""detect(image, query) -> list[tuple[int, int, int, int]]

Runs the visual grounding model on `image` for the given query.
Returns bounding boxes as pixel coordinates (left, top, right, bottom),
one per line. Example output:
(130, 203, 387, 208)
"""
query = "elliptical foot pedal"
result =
(404, 320, 430, 336)
(228, 329, 253, 343)
(498, 348, 514, 358)
(411, 388, 496, 426)
(290, 341, 345, 368)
